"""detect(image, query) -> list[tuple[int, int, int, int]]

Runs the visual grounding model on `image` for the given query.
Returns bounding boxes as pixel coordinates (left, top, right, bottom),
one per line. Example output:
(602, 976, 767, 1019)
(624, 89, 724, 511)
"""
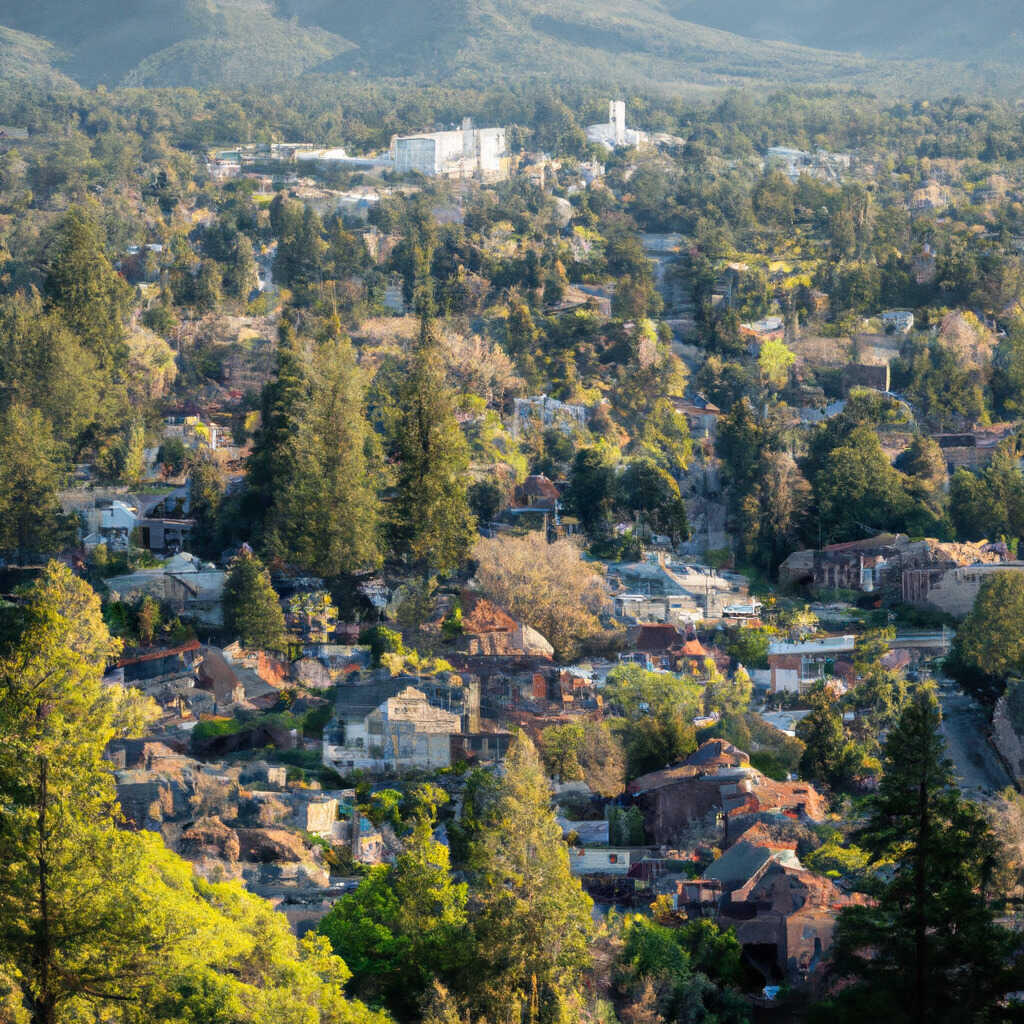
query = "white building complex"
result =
(585, 100, 649, 151)
(390, 120, 510, 179)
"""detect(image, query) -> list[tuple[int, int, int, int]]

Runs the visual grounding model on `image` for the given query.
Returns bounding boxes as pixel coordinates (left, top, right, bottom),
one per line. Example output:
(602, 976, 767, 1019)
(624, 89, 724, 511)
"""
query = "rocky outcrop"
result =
(993, 683, 1024, 786)
(180, 816, 240, 862)
(236, 828, 310, 863)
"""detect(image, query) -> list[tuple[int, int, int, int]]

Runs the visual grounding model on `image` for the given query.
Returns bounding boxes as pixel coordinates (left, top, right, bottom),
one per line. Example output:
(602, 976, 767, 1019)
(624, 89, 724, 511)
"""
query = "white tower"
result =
(610, 100, 626, 146)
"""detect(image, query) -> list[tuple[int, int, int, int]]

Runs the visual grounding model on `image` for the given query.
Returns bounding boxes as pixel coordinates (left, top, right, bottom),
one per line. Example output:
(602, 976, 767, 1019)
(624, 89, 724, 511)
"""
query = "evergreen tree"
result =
(0, 565, 389, 1024)
(120, 416, 146, 486)
(819, 688, 1021, 1024)
(320, 818, 469, 1022)
(0, 404, 69, 563)
(222, 548, 286, 650)
(564, 447, 616, 538)
(0, 290, 102, 451)
(43, 205, 131, 370)
(270, 330, 382, 575)
(388, 319, 475, 577)
(0, 563, 145, 1024)
(245, 321, 309, 544)
(188, 452, 226, 559)
(467, 735, 594, 1022)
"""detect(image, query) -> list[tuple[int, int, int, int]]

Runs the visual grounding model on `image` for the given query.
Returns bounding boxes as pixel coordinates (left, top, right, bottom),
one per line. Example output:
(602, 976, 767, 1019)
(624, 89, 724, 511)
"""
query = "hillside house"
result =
(323, 685, 462, 771)
(628, 740, 826, 845)
(767, 636, 856, 694)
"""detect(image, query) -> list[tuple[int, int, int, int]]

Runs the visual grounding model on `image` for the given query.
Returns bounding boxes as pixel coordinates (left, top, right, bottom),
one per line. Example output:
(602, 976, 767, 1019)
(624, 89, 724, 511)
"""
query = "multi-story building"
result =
(391, 120, 509, 180)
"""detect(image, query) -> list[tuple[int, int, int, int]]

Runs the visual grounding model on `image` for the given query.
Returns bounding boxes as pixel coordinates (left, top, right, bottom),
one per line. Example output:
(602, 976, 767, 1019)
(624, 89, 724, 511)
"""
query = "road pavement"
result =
(936, 676, 1011, 797)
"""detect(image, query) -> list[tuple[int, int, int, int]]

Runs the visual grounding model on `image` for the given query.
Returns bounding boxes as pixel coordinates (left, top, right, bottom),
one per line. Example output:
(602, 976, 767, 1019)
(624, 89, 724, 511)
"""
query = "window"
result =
(609, 854, 618, 863)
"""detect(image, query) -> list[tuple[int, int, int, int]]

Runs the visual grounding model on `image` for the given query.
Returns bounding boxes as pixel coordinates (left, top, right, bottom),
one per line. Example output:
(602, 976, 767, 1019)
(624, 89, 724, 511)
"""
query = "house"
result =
(197, 646, 281, 709)
(514, 475, 561, 511)
(104, 554, 226, 627)
(701, 823, 801, 891)
(568, 847, 633, 876)
(612, 592, 701, 627)
(717, 856, 868, 979)
(904, 562, 1024, 617)
(930, 428, 1019, 472)
(322, 685, 462, 771)
(673, 395, 722, 439)
(628, 740, 826, 844)
(606, 554, 745, 621)
(73, 489, 195, 555)
(116, 639, 203, 687)
(740, 316, 785, 345)
(622, 623, 686, 670)
(778, 533, 1004, 601)
(457, 591, 555, 659)
(767, 636, 856, 694)
(881, 309, 915, 334)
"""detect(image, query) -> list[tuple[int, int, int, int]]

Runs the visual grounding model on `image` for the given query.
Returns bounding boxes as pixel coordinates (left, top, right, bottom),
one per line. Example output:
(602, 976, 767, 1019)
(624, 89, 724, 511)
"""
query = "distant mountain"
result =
(0, 25, 78, 91)
(0, 0, 1020, 94)
(664, 0, 1024, 61)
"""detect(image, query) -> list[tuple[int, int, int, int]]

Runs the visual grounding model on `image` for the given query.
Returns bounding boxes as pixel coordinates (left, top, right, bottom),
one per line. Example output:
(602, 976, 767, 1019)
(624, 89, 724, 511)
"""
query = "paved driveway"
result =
(936, 677, 1011, 797)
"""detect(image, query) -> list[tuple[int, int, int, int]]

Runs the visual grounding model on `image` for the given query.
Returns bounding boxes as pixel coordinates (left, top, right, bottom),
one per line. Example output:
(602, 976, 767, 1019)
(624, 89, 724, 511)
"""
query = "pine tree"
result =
(120, 417, 146, 486)
(0, 565, 390, 1024)
(0, 404, 69, 563)
(467, 734, 594, 1022)
(222, 548, 286, 650)
(245, 321, 309, 545)
(0, 563, 146, 1024)
(43, 205, 131, 370)
(188, 452, 226, 559)
(274, 331, 382, 575)
(818, 687, 1021, 1024)
(388, 318, 475, 577)
(320, 818, 468, 1021)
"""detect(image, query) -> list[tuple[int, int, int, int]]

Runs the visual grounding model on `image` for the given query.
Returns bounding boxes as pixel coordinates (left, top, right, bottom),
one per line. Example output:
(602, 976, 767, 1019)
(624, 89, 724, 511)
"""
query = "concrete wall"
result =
(918, 564, 1024, 617)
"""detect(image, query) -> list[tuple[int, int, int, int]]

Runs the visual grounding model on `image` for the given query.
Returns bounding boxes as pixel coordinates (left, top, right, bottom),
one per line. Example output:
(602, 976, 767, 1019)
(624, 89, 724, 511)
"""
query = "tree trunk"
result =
(33, 757, 56, 1024)
(914, 760, 929, 1024)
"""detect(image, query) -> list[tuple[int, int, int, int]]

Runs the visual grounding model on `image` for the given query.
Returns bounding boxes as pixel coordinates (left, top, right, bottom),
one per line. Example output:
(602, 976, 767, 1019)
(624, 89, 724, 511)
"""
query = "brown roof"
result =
(517, 475, 560, 500)
(632, 624, 684, 653)
(460, 590, 520, 635)
(117, 638, 201, 667)
(685, 738, 750, 769)
(680, 638, 709, 658)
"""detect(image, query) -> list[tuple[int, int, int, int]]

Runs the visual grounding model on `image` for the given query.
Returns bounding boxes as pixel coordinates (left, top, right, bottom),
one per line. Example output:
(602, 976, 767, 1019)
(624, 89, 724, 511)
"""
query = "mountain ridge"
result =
(0, 0, 1021, 95)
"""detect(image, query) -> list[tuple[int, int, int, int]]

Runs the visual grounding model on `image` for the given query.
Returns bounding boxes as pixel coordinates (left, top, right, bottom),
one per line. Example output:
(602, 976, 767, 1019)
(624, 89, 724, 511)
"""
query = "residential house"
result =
(457, 591, 555, 659)
(104, 553, 226, 627)
(778, 533, 1004, 602)
(568, 847, 633, 876)
(767, 636, 856, 694)
(322, 685, 462, 771)
(716, 853, 868, 979)
(904, 562, 1024, 617)
(628, 740, 825, 845)
(881, 309, 915, 334)
(673, 394, 722, 439)
(740, 316, 785, 346)
(931, 428, 1019, 472)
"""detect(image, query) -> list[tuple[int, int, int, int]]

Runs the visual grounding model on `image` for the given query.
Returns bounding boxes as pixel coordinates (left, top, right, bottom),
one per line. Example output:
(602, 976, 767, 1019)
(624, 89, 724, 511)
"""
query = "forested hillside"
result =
(0, 0, 1022, 94)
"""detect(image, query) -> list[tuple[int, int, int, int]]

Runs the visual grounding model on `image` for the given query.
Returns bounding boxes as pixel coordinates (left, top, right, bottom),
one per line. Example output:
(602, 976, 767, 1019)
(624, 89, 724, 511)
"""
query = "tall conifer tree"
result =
(818, 687, 1021, 1023)
(387, 316, 475, 577)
